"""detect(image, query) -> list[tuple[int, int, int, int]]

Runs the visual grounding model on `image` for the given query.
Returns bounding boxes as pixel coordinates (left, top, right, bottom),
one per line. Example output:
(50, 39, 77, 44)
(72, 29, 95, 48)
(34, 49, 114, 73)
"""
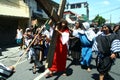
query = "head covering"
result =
(102, 24, 113, 33)
(82, 22, 90, 30)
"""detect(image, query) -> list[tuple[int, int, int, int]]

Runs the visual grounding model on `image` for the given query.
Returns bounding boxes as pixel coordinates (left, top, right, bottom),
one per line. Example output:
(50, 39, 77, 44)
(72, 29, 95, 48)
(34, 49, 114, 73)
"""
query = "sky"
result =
(52, 0, 120, 23)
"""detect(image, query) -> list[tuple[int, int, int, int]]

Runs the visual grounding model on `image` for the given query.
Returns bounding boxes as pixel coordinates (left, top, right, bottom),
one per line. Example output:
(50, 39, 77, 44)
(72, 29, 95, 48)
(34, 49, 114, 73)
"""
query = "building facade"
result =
(0, 0, 59, 47)
(0, 0, 29, 47)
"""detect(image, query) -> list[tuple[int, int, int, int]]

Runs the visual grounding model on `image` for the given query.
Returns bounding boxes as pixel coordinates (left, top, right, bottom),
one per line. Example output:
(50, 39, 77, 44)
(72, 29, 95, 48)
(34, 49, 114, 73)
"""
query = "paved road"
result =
(0, 46, 120, 80)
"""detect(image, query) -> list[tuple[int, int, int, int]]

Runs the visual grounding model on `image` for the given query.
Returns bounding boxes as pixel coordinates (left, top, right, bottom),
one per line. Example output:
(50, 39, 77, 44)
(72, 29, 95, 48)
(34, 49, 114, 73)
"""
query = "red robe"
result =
(49, 29, 69, 72)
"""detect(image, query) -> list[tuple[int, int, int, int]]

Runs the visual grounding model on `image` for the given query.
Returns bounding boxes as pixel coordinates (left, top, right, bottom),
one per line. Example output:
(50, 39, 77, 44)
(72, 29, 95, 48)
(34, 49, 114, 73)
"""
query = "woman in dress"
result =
(69, 21, 82, 65)
(78, 22, 96, 71)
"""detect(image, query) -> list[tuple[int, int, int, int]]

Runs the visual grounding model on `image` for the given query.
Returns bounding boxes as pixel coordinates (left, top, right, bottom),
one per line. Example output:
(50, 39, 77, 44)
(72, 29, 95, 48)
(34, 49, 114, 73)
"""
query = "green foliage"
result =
(92, 15, 106, 26)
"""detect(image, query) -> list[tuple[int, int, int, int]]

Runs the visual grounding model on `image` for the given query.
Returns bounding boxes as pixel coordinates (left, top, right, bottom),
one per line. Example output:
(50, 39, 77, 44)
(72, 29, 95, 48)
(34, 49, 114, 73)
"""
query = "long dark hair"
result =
(113, 24, 120, 33)
(57, 19, 68, 30)
(75, 20, 83, 28)
(101, 24, 113, 33)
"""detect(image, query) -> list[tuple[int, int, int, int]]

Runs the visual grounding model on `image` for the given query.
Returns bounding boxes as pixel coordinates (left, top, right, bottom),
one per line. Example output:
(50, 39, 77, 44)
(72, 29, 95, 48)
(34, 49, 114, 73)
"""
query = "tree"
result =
(92, 15, 106, 27)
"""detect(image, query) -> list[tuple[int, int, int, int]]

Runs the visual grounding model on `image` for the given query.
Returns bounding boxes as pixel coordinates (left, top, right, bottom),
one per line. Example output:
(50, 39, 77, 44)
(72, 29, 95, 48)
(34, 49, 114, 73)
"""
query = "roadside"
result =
(0, 46, 26, 66)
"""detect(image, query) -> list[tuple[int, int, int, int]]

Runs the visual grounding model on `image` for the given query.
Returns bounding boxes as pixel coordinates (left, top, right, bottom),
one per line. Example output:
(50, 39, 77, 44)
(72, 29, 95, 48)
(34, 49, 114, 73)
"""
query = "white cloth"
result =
(16, 29, 23, 39)
(78, 29, 96, 41)
(82, 22, 90, 30)
(96, 31, 103, 36)
(85, 29, 96, 41)
(42, 27, 53, 39)
(61, 32, 69, 45)
(92, 37, 120, 53)
(28, 48, 34, 60)
(25, 39, 32, 47)
(81, 22, 96, 41)
(72, 28, 81, 38)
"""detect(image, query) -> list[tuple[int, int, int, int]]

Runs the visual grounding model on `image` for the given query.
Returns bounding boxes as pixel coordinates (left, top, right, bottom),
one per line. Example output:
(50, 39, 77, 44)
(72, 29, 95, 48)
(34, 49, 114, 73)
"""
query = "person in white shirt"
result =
(16, 26, 23, 49)
(69, 21, 82, 65)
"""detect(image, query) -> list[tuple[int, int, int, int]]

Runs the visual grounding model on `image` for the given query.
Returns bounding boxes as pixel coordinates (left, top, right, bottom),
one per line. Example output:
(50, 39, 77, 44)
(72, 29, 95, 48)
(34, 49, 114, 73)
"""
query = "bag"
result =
(96, 54, 113, 73)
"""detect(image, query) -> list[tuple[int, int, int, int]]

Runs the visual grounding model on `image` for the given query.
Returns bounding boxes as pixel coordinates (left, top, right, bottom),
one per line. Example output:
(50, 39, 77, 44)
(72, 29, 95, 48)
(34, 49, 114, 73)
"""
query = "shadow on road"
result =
(0, 44, 18, 52)
(91, 73, 99, 80)
(53, 68, 73, 80)
(45, 57, 74, 80)
(92, 73, 115, 80)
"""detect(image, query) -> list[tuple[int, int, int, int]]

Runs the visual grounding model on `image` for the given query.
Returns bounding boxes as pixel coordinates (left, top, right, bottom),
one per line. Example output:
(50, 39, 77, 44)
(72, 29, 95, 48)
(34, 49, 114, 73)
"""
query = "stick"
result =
(13, 26, 44, 68)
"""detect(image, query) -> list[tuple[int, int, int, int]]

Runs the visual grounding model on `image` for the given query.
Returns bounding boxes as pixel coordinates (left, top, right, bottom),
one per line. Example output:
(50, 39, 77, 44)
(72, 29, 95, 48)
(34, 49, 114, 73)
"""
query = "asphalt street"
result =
(0, 46, 120, 80)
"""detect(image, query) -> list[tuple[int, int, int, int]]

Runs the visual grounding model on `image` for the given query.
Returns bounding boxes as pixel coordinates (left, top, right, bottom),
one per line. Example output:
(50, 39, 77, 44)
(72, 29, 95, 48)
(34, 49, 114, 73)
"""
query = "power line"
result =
(99, 6, 120, 15)
(90, 6, 120, 17)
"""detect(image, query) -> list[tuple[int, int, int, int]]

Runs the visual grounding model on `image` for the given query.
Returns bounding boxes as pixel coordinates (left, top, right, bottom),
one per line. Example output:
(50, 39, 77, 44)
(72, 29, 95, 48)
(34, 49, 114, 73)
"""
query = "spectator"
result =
(32, 28, 44, 74)
(16, 26, 23, 49)
(113, 24, 120, 34)
(69, 21, 82, 65)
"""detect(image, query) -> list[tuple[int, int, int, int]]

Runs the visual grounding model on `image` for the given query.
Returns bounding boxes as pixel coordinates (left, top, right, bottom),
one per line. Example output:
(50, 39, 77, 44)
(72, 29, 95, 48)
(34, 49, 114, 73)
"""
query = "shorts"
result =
(16, 39, 22, 44)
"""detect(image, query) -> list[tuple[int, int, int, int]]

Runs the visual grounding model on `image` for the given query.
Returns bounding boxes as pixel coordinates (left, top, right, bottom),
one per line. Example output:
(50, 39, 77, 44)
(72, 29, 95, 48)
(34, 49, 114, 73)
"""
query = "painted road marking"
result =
(34, 69, 50, 80)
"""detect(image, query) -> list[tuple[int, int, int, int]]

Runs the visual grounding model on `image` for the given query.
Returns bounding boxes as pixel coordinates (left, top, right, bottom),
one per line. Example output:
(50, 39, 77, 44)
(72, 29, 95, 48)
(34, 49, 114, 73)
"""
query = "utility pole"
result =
(68, 1, 89, 21)
(110, 14, 112, 24)
(86, 3, 89, 20)
(84, 2, 89, 20)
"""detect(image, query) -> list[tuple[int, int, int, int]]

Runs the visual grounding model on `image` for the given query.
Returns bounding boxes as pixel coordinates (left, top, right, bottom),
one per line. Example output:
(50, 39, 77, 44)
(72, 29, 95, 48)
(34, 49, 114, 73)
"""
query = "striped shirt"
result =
(92, 39, 120, 53)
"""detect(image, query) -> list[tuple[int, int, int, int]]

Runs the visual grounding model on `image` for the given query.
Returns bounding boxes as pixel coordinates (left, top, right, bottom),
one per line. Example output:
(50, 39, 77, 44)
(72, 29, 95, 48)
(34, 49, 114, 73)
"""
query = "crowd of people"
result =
(1, 18, 120, 80)
(18, 24, 53, 74)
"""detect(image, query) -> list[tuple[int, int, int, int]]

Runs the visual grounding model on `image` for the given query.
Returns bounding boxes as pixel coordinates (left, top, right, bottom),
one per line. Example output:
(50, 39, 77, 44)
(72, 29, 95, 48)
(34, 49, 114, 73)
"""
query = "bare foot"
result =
(8, 66, 15, 72)
(87, 68, 91, 72)
(45, 71, 53, 78)
(62, 73, 67, 76)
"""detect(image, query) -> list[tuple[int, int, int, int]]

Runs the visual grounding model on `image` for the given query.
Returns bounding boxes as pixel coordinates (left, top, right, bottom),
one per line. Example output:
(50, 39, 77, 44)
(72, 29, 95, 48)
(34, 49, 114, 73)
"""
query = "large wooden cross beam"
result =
(35, 0, 59, 23)
(35, 0, 66, 68)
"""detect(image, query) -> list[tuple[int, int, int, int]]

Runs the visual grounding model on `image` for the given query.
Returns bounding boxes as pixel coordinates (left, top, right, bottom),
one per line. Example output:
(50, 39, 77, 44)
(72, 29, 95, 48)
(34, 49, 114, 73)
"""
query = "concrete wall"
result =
(0, 17, 28, 47)
(0, 0, 29, 47)
(0, 17, 18, 47)
(0, 0, 29, 18)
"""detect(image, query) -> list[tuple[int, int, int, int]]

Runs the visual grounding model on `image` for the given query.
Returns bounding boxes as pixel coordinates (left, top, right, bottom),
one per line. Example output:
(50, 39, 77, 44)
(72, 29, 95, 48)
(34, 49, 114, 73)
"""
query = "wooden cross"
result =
(35, 0, 66, 68)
